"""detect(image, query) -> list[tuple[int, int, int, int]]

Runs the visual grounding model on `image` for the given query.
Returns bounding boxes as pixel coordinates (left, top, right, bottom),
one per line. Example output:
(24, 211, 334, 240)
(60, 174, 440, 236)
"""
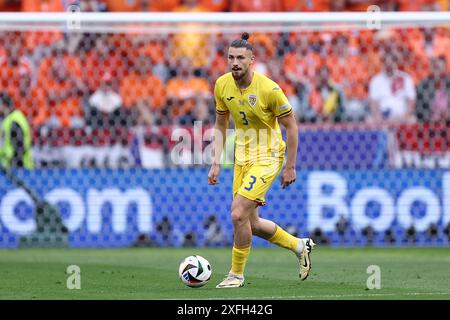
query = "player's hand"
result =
(281, 167, 296, 189)
(208, 164, 220, 185)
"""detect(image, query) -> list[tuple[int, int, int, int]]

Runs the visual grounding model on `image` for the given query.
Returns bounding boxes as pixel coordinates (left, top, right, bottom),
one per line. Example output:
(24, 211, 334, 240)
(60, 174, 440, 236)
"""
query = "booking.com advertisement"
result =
(0, 169, 449, 248)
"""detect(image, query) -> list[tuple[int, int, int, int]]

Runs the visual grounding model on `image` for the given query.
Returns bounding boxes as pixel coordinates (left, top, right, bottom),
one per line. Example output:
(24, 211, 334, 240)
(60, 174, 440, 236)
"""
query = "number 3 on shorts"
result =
(244, 175, 257, 191)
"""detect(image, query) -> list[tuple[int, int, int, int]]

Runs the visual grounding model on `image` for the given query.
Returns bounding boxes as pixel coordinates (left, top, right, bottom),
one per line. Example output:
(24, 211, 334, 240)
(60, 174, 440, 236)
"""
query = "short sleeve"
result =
(214, 82, 229, 115)
(269, 85, 292, 118)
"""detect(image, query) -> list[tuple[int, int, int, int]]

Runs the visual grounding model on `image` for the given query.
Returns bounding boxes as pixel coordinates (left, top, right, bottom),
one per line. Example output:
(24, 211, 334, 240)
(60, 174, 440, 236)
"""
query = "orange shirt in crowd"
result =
(37, 54, 83, 127)
(21, 0, 64, 11)
(251, 33, 276, 59)
(326, 54, 370, 100)
(0, 56, 32, 98)
(103, 0, 142, 11)
(407, 29, 450, 74)
(200, 0, 230, 11)
(0, 0, 20, 10)
(166, 77, 210, 117)
(344, 1, 371, 11)
(129, 39, 166, 66)
(231, 0, 282, 11)
(83, 49, 126, 93)
(282, 0, 331, 11)
(397, 0, 438, 11)
(21, 0, 64, 53)
(13, 87, 47, 127)
(148, 0, 180, 11)
(170, 4, 212, 69)
(283, 49, 321, 84)
(120, 72, 166, 109)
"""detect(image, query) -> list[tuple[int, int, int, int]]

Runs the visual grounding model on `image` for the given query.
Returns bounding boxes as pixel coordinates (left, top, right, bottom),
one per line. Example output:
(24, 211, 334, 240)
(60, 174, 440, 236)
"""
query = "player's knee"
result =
(231, 208, 247, 226)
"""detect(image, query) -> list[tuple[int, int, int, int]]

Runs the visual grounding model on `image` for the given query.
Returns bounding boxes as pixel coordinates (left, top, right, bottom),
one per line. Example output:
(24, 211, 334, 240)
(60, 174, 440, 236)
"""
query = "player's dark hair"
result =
(230, 32, 253, 51)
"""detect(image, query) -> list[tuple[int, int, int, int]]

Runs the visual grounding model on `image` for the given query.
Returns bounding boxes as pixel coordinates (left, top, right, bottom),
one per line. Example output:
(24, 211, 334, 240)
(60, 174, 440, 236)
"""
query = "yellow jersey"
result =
(214, 71, 293, 166)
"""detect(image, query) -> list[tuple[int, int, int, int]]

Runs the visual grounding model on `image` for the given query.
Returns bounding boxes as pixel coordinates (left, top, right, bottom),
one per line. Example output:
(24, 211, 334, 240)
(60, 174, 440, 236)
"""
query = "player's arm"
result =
(270, 85, 298, 189)
(208, 82, 230, 185)
(208, 112, 229, 185)
(278, 112, 298, 189)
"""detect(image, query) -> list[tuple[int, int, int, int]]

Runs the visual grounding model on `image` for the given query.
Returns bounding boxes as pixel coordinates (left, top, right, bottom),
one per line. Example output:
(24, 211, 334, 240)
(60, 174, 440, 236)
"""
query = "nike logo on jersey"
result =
(227, 96, 235, 101)
(260, 177, 267, 184)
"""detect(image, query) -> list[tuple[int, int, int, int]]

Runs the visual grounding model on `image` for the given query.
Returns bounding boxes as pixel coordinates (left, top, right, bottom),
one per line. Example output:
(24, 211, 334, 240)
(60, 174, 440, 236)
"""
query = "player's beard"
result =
(231, 67, 248, 81)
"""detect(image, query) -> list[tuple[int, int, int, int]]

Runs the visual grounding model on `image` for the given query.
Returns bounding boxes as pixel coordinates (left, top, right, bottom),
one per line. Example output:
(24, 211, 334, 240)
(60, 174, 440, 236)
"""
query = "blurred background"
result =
(0, 0, 449, 249)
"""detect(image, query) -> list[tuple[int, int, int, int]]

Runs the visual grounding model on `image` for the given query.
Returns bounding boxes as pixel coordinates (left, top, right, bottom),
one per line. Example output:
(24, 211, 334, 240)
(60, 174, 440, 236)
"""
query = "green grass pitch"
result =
(0, 247, 449, 300)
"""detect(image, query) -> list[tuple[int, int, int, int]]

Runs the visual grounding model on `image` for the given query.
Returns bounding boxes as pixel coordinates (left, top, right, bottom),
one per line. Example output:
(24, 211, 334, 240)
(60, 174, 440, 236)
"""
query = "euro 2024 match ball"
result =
(179, 255, 212, 288)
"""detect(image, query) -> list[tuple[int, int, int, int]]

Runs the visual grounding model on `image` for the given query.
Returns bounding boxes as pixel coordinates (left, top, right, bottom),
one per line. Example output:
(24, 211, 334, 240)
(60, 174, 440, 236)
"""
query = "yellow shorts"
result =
(232, 160, 284, 206)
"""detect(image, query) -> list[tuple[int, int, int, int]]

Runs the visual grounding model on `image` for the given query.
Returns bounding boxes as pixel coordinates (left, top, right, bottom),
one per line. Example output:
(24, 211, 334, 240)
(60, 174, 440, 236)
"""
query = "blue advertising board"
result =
(0, 168, 449, 248)
(297, 128, 389, 169)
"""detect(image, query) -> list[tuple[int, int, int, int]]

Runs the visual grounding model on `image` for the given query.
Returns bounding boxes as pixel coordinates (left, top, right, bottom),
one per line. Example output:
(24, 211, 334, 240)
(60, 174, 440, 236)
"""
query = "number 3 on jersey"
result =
(239, 111, 249, 125)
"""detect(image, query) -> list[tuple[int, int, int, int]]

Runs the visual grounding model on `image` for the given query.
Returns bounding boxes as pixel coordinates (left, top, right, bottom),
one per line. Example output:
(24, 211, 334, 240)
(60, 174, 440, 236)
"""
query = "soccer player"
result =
(208, 33, 316, 288)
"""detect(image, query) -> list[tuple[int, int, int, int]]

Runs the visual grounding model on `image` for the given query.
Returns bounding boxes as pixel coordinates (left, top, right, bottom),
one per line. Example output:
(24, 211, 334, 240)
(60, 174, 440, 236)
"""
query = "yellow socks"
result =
(231, 245, 251, 276)
(268, 225, 300, 254)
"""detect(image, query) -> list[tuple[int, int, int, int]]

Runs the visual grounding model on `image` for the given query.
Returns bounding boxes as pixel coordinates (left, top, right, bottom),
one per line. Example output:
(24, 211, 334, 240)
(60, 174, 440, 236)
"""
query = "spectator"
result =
(368, 50, 416, 125)
(156, 216, 173, 246)
(311, 227, 329, 245)
(283, 32, 321, 86)
(200, 0, 230, 11)
(426, 223, 439, 243)
(326, 34, 370, 121)
(231, 0, 282, 11)
(21, 0, 65, 60)
(405, 225, 417, 244)
(87, 73, 124, 128)
(309, 64, 346, 123)
(204, 215, 225, 246)
(336, 214, 349, 243)
(416, 56, 450, 123)
(396, 0, 440, 11)
(384, 227, 396, 244)
(282, 0, 332, 11)
(10, 66, 46, 128)
(0, 0, 20, 11)
(120, 53, 166, 125)
(251, 33, 277, 76)
(77, 0, 107, 11)
(182, 231, 197, 247)
(0, 92, 34, 169)
(0, 31, 35, 103)
(169, 0, 214, 71)
(362, 225, 375, 245)
(103, 0, 143, 11)
(130, 34, 169, 82)
(444, 222, 450, 241)
(146, 0, 180, 11)
(283, 32, 320, 121)
(408, 27, 450, 74)
(82, 34, 127, 94)
(166, 58, 210, 124)
(36, 45, 86, 128)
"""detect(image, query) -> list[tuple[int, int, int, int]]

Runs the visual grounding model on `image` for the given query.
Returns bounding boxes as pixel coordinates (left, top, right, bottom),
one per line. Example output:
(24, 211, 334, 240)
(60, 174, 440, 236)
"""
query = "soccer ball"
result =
(178, 255, 212, 288)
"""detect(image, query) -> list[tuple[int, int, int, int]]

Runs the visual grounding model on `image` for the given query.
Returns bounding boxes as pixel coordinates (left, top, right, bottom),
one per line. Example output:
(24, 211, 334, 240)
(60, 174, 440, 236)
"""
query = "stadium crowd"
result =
(0, 0, 449, 140)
